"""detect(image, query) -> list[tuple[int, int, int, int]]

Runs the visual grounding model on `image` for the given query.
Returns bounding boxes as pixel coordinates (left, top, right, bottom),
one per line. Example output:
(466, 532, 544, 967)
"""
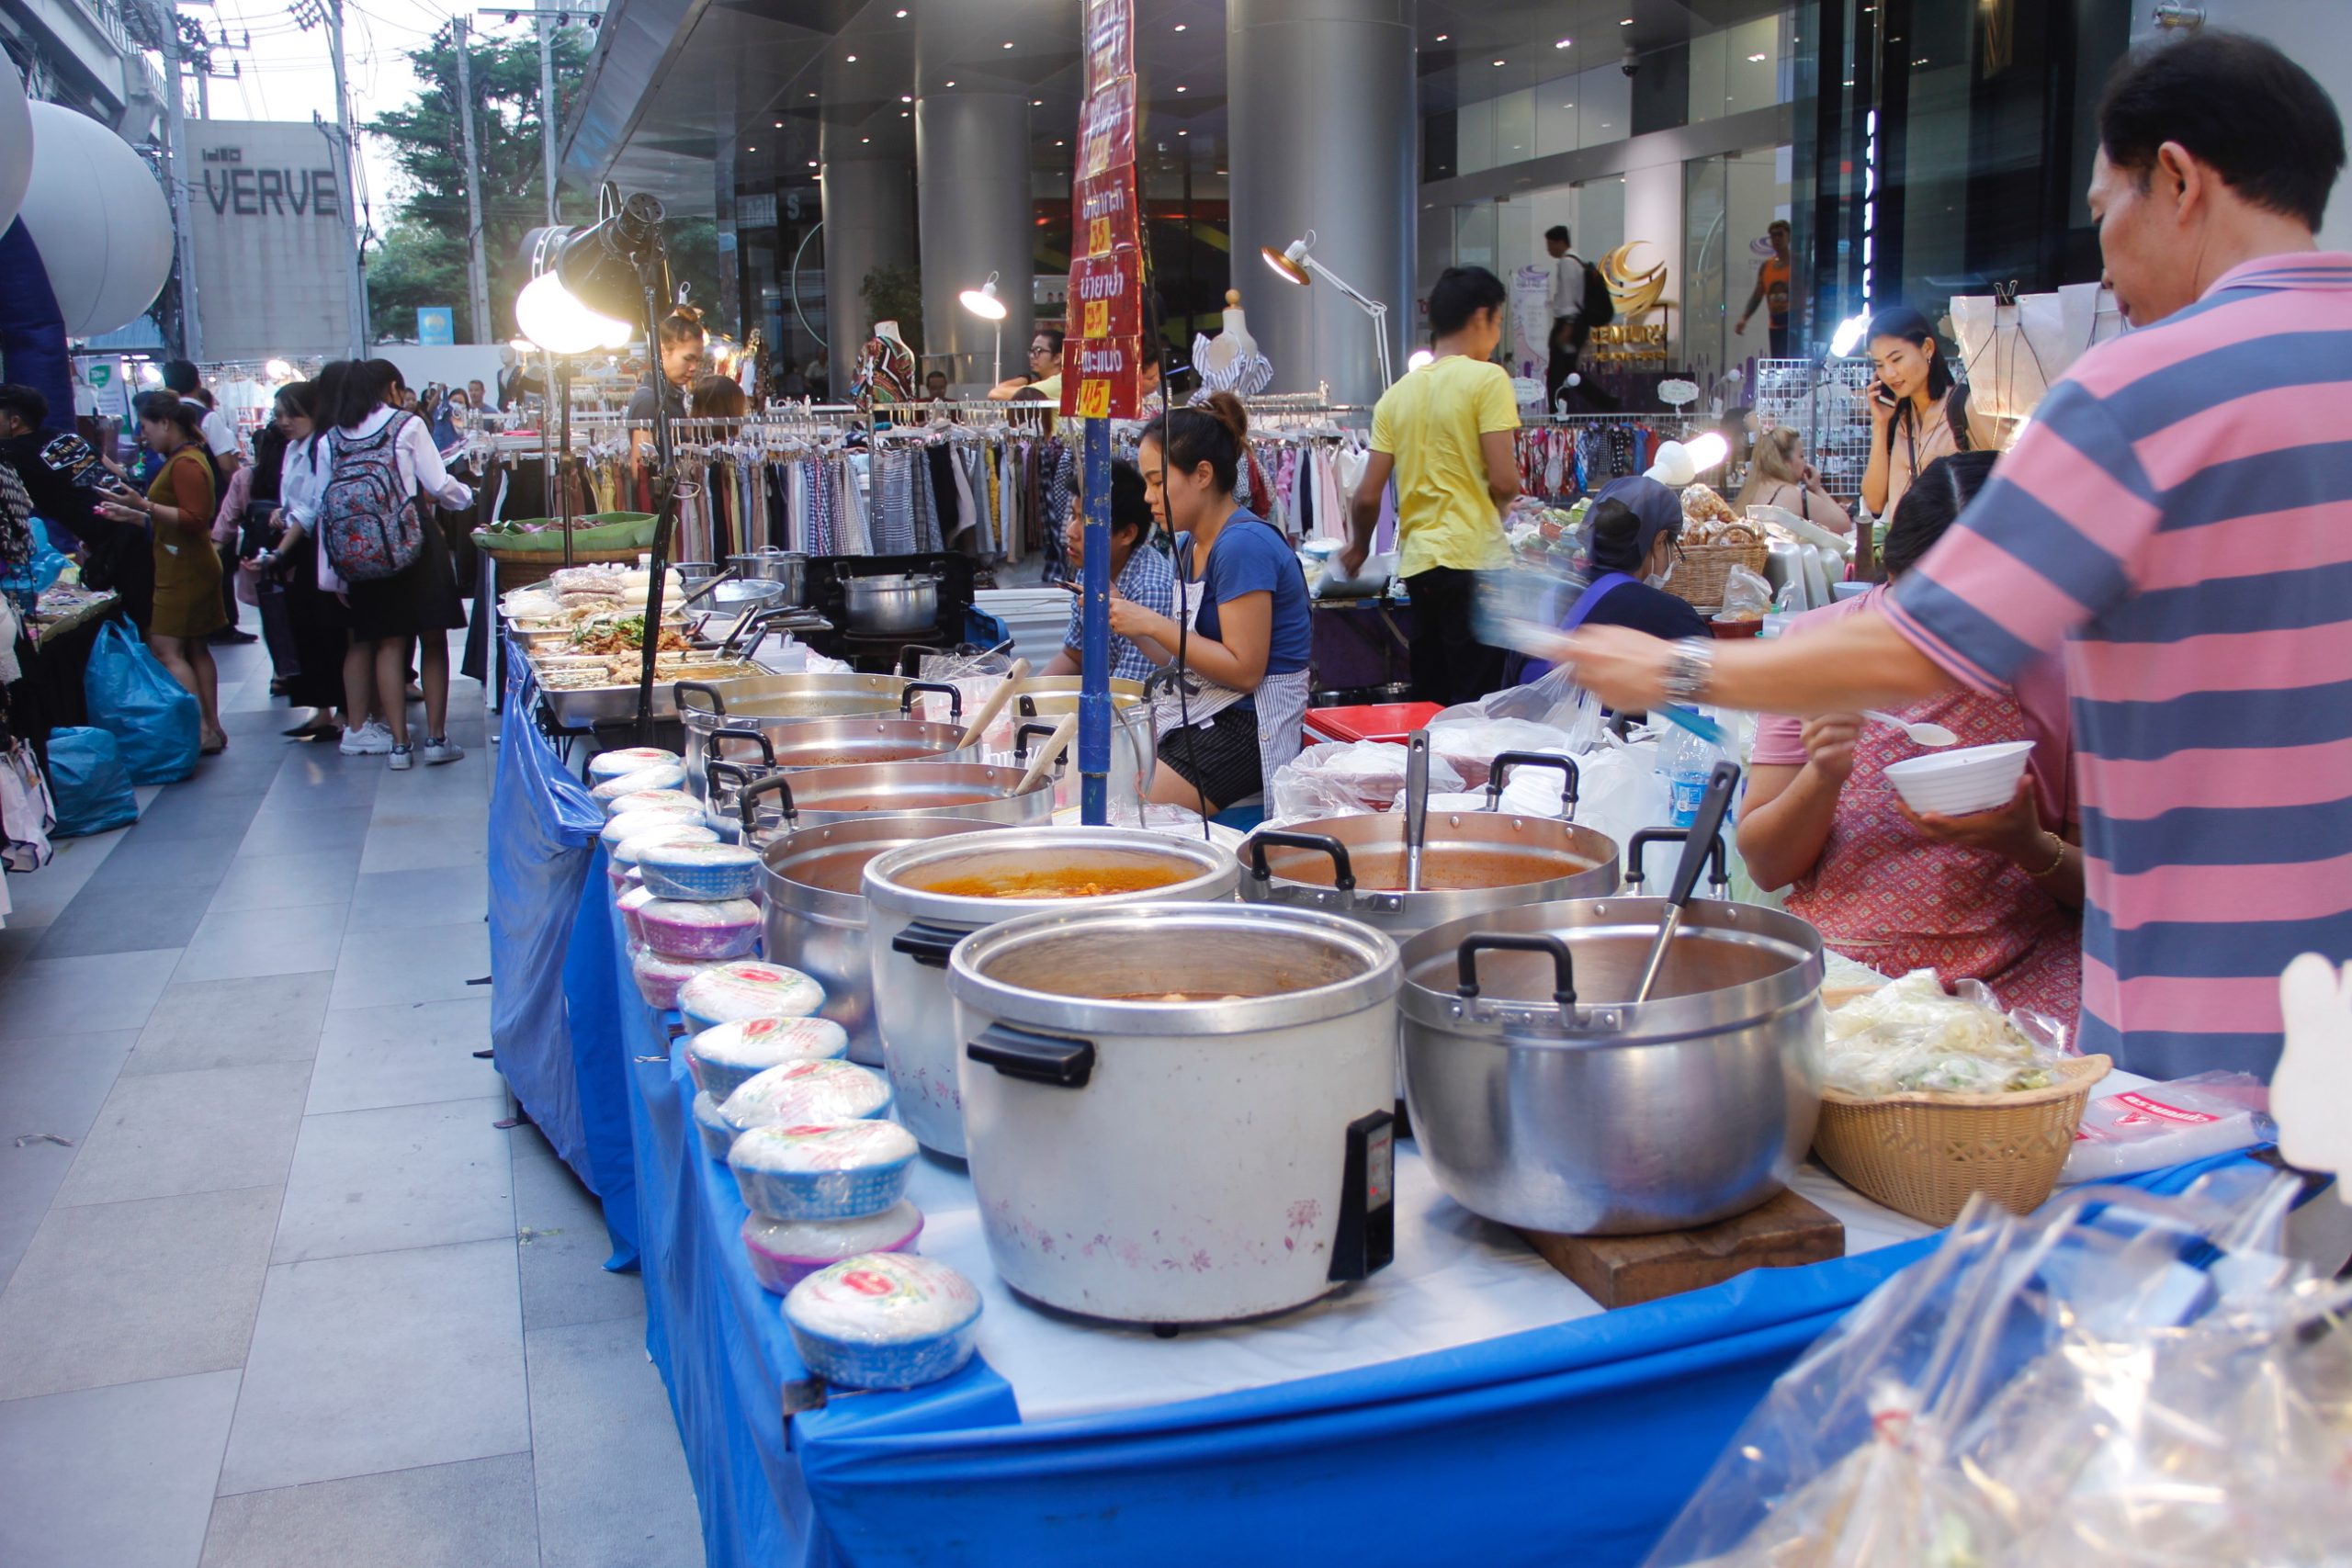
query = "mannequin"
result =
(1190, 289, 1273, 400)
(852, 320, 920, 407)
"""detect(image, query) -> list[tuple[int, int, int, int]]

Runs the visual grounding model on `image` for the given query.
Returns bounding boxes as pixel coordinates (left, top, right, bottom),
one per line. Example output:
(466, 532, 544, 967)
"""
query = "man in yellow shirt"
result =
(1342, 265, 1522, 705)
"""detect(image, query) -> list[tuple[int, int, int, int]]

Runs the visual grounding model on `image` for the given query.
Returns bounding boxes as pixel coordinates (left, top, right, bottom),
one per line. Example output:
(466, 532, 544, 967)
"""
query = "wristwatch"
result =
(1662, 637, 1714, 705)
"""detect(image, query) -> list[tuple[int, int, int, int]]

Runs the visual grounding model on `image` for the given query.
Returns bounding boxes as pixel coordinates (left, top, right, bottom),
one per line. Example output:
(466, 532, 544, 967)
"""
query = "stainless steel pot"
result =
(734, 761, 1057, 842)
(759, 817, 1014, 1066)
(1398, 896, 1825, 1236)
(845, 572, 940, 637)
(674, 673, 914, 799)
(1241, 754, 1619, 942)
(727, 548, 808, 604)
(1003, 677, 1158, 806)
(863, 829, 1242, 1156)
(949, 904, 1401, 1324)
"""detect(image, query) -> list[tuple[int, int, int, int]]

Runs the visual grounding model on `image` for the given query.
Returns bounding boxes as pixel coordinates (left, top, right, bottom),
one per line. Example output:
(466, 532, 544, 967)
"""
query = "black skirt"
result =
(1155, 705, 1262, 812)
(279, 535, 349, 710)
(345, 519, 466, 642)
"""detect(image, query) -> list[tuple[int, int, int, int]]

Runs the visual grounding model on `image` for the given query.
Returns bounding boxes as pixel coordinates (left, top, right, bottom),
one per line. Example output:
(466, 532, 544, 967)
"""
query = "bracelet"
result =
(1662, 637, 1714, 705)
(2024, 831, 2067, 878)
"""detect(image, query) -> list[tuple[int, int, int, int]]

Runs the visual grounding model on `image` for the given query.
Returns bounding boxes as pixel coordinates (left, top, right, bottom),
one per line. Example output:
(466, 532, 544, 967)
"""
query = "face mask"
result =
(1645, 560, 1675, 590)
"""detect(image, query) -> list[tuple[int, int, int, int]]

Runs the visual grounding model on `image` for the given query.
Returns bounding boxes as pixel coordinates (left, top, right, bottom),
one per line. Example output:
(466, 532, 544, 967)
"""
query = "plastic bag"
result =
(1434, 662, 1609, 750)
(44, 727, 139, 838)
(1559, 733, 1666, 852)
(911, 646, 1017, 729)
(1719, 564, 1773, 619)
(1820, 969, 2070, 1097)
(2062, 1071, 2273, 1185)
(1270, 740, 1464, 822)
(83, 622, 199, 784)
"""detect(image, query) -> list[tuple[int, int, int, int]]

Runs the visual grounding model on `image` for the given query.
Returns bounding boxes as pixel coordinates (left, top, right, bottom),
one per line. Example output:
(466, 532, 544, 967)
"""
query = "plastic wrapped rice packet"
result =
(784, 1254, 982, 1390)
(718, 1058, 891, 1134)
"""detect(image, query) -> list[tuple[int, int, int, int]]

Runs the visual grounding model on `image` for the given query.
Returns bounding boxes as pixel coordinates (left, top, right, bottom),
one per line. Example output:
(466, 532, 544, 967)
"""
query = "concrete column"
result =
(1229, 0, 1416, 405)
(915, 90, 1034, 392)
(820, 124, 916, 400)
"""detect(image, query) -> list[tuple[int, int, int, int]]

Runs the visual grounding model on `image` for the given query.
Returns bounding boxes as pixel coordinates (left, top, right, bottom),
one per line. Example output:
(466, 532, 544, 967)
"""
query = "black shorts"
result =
(1155, 705, 1261, 811)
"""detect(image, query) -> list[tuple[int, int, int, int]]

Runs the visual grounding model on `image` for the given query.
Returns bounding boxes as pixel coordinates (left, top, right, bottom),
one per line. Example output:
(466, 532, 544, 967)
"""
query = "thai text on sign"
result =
(1082, 0, 1133, 96)
(1069, 250, 1143, 340)
(1060, 336, 1144, 421)
(1074, 170, 1139, 260)
(1076, 75, 1136, 180)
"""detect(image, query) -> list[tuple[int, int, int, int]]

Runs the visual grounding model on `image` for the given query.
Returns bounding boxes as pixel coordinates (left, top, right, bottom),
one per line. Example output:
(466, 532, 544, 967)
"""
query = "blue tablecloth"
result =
(487, 659, 639, 1268)
(604, 902, 2268, 1568)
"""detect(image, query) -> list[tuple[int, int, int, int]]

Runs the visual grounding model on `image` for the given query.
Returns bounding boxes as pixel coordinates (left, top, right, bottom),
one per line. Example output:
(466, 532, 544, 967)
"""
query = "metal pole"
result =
(454, 19, 493, 344)
(325, 0, 368, 356)
(1079, 414, 1111, 825)
(539, 15, 559, 226)
(155, 1, 202, 361)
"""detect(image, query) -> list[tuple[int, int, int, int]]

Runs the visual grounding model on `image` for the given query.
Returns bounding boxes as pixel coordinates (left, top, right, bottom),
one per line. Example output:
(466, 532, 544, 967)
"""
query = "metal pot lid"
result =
(950, 904, 1400, 1037)
(864, 828, 1240, 926)
(761, 816, 1014, 909)
(1397, 896, 1822, 1045)
(1244, 812, 1619, 904)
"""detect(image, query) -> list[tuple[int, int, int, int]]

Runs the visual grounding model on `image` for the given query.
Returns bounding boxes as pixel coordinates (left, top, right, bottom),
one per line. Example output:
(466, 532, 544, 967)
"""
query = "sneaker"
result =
(338, 721, 394, 757)
(389, 744, 415, 772)
(423, 737, 465, 766)
(209, 626, 258, 646)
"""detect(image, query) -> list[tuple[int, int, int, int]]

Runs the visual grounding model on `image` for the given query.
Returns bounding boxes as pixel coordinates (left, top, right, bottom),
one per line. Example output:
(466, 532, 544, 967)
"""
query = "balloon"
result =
(17, 102, 174, 338)
(0, 65, 29, 239)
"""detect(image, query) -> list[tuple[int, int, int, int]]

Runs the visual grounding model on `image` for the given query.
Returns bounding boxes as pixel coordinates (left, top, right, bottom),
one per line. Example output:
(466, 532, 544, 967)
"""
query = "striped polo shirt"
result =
(1883, 253, 2352, 1080)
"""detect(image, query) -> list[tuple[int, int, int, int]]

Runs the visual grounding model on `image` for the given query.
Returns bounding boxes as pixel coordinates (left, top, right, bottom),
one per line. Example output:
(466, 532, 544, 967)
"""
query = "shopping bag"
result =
(83, 621, 199, 784)
(0, 737, 55, 868)
(44, 727, 139, 838)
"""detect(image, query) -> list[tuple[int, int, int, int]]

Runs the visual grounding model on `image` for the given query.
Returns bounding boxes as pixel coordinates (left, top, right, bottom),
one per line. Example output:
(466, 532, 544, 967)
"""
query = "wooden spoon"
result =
(956, 658, 1032, 748)
(1014, 712, 1080, 795)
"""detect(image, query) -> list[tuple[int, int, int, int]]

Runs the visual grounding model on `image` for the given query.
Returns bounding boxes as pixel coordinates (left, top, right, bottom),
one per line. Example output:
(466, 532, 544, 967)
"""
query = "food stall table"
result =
(21, 586, 121, 733)
(598, 897, 2259, 1568)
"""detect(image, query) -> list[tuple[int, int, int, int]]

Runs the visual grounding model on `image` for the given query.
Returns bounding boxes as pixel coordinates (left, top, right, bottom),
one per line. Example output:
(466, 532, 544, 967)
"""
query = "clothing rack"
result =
(1512, 412, 1696, 505)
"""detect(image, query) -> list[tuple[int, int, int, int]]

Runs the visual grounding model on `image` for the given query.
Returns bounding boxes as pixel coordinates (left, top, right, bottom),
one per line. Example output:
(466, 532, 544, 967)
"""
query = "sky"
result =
(188, 0, 551, 236)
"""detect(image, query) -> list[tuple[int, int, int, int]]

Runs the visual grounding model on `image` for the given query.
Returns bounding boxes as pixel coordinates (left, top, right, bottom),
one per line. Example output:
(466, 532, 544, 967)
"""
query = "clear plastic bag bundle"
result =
(1820, 969, 2072, 1098)
(2062, 1071, 2273, 1186)
(1270, 739, 1464, 822)
(1720, 565, 1774, 620)
(1646, 1167, 2352, 1568)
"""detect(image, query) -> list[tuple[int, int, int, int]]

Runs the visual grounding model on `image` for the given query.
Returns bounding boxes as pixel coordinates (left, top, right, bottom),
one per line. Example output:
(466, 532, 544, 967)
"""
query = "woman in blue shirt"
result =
(1117, 392, 1313, 814)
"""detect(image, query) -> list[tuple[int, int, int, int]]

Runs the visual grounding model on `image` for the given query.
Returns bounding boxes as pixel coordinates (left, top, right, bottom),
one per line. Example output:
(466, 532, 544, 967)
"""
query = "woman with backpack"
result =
(305, 359, 472, 770)
(94, 389, 229, 754)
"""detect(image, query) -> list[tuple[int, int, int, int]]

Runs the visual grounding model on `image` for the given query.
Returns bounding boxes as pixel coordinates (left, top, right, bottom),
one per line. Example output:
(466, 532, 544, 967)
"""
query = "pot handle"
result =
(1246, 830, 1357, 893)
(1455, 932, 1577, 1007)
(1012, 720, 1065, 768)
(705, 758, 758, 803)
(710, 722, 776, 770)
(901, 681, 966, 722)
(889, 920, 967, 970)
(967, 1023, 1096, 1089)
(674, 680, 728, 717)
(1485, 751, 1580, 819)
(723, 605, 803, 658)
(1623, 828, 1730, 897)
(738, 773, 796, 836)
(1014, 693, 1038, 719)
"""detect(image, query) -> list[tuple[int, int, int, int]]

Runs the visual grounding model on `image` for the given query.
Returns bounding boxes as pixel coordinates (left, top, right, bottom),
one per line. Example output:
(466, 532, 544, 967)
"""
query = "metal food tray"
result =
(528, 654, 764, 729)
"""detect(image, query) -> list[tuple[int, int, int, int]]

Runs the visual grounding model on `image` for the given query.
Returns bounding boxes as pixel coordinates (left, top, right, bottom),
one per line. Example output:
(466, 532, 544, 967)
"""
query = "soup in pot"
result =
(803, 791, 999, 811)
(1268, 845, 1594, 892)
(914, 854, 1192, 900)
(778, 745, 944, 767)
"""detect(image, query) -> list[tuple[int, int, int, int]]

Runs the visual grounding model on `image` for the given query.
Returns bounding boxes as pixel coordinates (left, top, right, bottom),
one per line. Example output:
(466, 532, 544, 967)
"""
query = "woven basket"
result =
(1812, 1054, 2112, 1226)
(481, 545, 644, 593)
(1668, 540, 1771, 608)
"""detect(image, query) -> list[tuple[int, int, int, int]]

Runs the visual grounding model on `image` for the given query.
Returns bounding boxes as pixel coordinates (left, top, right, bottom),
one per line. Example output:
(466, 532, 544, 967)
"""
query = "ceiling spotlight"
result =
(861, 136, 870, 143)
(1492, 58, 1506, 66)
(1177, 129, 1188, 136)
(808, 159, 819, 168)
(1555, 38, 1573, 48)
(773, 120, 783, 128)
(899, 94, 912, 102)
(1175, 85, 1186, 92)
(845, 52, 856, 62)
(1054, 139, 1064, 146)
(900, 111, 909, 118)
(1434, 33, 1448, 41)
(1747, 51, 1767, 61)
(944, 79, 956, 86)
(1173, 20, 1186, 28)
(1032, 97, 1043, 106)
(1620, 17, 1634, 24)
(1001, 39, 1013, 49)
(807, 91, 817, 97)
(895, 6, 907, 14)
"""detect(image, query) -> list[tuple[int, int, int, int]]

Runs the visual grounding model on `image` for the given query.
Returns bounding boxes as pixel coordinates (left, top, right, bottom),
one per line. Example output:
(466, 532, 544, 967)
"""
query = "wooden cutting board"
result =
(1517, 1189, 1846, 1310)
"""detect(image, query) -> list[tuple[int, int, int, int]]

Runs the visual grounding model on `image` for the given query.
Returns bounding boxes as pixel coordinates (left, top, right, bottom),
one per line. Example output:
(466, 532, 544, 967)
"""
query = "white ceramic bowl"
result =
(1882, 739, 2032, 817)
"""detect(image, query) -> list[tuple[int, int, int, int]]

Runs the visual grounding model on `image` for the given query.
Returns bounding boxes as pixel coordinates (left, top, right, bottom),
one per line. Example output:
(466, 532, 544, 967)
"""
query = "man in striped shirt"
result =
(1558, 30, 2348, 1079)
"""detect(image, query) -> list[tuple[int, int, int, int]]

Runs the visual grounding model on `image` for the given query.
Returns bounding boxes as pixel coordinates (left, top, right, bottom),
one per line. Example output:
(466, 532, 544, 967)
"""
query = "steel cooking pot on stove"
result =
(759, 816, 1015, 1066)
(862, 828, 1241, 1156)
(844, 572, 940, 637)
(1398, 895, 1825, 1236)
(949, 904, 1400, 1324)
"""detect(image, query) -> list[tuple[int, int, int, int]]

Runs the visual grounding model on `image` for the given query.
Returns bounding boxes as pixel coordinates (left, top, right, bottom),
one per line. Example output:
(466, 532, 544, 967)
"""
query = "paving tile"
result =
(0, 1185, 279, 1400)
(306, 996, 495, 1114)
(198, 1452, 538, 1568)
(1, 822, 138, 929)
(54, 1061, 311, 1208)
(261, 752, 383, 813)
(219, 1237, 527, 1494)
(77, 829, 240, 894)
(514, 1135, 646, 1332)
(135, 784, 268, 839)
(175, 902, 349, 983)
(0, 1369, 242, 1568)
(0, 947, 181, 1039)
(206, 845, 365, 915)
(236, 804, 374, 861)
(345, 862, 490, 933)
(30, 882, 216, 960)
(330, 919, 490, 1010)
(360, 811, 491, 874)
(272, 1097, 513, 1263)
(526, 1314, 707, 1568)
(0, 1029, 137, 1288)
(123, 972, 334, 1077)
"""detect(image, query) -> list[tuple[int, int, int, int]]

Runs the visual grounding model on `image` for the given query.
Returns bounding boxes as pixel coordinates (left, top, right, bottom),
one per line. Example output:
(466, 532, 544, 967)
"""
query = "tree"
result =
(366, 31, 732, 344)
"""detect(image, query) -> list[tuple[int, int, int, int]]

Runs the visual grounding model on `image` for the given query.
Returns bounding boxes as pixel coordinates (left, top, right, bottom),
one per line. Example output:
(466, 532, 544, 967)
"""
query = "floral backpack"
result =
(318, 412, 424, 581)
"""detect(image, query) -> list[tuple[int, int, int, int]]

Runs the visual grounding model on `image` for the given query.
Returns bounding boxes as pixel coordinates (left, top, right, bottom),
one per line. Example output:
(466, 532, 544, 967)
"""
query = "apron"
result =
(1787, 685, 2081, 1028)
(1149, 570, 1314, 795)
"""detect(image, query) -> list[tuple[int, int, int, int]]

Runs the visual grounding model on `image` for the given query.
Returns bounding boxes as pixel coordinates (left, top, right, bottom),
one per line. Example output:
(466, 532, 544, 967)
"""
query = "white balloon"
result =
(0, 65, 29, 239)
(17, 103, 175, 338)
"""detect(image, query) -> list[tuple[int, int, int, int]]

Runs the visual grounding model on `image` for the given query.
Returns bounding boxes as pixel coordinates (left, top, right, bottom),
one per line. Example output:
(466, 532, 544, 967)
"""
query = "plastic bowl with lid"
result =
(728, 1120, 919, 1221)
(784, 1253, 982, 1390)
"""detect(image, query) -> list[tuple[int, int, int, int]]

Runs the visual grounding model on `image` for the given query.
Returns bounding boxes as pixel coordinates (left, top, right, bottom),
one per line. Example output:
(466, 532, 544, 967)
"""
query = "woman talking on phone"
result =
(1859, 307, 2002, 520)
(96, 389, 229, 753)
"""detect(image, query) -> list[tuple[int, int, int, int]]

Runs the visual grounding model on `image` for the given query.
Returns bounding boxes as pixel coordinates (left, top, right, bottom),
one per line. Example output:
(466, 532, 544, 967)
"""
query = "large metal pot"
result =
(845, 572, 940, 637)
(674, 673, 914, 797)
(1398, 896, 1825, 1236)
(1241, 754, 1619, 942)
(696, 684, 981, 831)
(1007, 677, 1158, 806)
(863, 829, 1242, 1156)
(759, 817, 1014, 1066)
(949, 904, 1401, 1324)
(734, 761, 1056, 844)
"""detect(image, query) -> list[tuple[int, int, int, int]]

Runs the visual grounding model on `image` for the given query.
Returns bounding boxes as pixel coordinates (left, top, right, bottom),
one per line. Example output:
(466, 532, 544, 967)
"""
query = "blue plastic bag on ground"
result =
(85, 621, 199, 784)
(46, 728, 139, 838)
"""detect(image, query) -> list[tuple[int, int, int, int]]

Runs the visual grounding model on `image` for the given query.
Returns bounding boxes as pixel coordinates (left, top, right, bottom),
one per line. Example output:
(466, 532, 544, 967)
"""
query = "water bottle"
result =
(1661, 712, 1721, 828)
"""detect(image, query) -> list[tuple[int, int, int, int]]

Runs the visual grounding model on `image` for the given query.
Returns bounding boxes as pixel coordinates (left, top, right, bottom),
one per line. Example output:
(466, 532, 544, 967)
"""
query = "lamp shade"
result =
(555, 193, 669, 321)
(17, 103, 174, 337)
(959, 273, 1007, 321)
(516, 273, 629, 355)
(0, 63, 29, 239)
(1261, 235, 1312, 288)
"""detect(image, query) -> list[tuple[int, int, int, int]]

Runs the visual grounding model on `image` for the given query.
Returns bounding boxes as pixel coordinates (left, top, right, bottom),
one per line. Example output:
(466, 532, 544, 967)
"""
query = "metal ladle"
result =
(1630, 759, 1743, 1004)
(1404, 728, 1431, 892)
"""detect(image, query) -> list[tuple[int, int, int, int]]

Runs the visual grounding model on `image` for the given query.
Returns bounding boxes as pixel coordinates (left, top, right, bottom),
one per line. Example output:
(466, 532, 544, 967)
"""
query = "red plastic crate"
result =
(1303, 702, 1444, 746)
